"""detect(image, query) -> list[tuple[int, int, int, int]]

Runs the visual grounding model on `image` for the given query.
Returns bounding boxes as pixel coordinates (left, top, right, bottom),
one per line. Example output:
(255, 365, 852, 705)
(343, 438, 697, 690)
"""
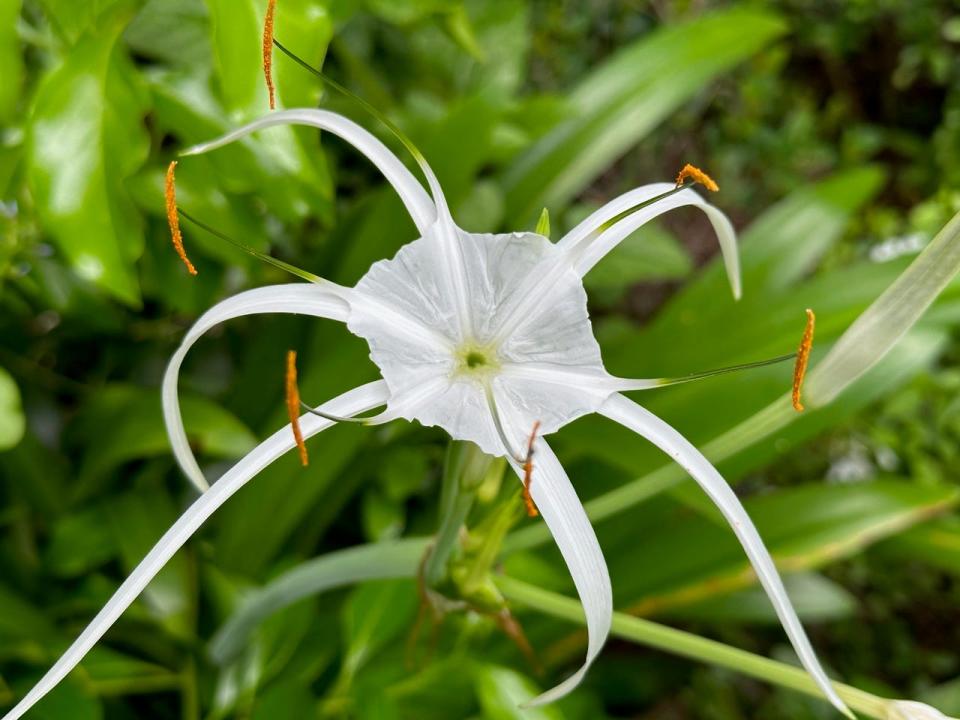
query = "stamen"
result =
(642, 353, 796, 389)
(263, 0, 277, 110)
(792, 308, 816, 412)
(522, 420, 541, 518)
(675, 163, 719, 192)
(165, 161, 197, 276)
(177, 208, 325, 284)
(285, 350, 308, 466)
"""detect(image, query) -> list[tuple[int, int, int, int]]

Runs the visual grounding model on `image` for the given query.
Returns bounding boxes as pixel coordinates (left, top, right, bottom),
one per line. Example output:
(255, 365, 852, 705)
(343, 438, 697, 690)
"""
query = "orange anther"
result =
(165, 161, 197, 276)
(522, 420, 541, 517)
(286, 350, 308, 465)
(263, 0, 277, 110)
(792, 309, 815, 412)
(675, 163, 719, 192)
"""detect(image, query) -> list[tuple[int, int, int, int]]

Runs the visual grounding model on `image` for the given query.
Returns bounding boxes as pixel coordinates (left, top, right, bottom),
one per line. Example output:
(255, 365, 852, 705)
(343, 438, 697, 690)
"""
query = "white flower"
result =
(1, 109, 851, 719)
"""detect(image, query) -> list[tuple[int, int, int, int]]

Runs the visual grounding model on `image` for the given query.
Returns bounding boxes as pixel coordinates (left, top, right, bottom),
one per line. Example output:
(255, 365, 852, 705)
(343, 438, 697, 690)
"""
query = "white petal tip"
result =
(730, 276, 743, 301)
(179, 144, 207, 157)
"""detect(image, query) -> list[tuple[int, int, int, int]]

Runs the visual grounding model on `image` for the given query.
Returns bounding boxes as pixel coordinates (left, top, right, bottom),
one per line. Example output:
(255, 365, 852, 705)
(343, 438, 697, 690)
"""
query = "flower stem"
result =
(423, 441, 493, 586)
(496, 575, 889, 718)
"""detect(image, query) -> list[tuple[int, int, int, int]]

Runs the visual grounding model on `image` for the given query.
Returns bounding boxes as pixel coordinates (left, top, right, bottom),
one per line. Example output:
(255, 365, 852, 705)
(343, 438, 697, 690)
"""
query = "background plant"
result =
(2, 1, 960, 718)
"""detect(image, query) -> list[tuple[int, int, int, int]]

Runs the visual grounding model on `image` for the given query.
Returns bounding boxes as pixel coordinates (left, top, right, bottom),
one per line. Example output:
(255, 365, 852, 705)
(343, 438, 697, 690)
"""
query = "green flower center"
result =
(456, 345, 499, 375)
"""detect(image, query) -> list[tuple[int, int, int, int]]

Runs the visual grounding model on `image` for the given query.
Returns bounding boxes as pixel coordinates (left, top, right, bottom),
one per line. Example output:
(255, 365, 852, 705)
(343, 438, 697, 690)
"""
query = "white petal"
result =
(598, 393, 852, 718)
(0, 380, 390, 720)
(163, 284, 350, 491)
(557, 183, 676, 250)
(504, 436, 612, 706)
(887, 701, 956, 720)
(182, 109, 436, 236)
(559, 183, 741, 300)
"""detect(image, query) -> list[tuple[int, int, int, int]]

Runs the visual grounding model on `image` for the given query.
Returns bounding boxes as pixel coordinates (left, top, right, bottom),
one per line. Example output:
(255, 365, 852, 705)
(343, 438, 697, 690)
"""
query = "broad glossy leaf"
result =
(501, 9, 786, 224)
(0, 367, 24, 450)
(28, 5, 149, 304)
(204, 0, 332, 216)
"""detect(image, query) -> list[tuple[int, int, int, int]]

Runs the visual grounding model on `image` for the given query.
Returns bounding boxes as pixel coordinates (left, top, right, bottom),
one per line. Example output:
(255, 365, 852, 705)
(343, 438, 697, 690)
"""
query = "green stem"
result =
(496, 576, 889, 719)
(424, 442, 492, 586)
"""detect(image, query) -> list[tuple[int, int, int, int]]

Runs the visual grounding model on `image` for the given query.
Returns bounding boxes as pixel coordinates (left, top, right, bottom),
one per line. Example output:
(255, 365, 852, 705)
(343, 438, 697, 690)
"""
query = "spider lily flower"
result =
(2, 108, 851, 720)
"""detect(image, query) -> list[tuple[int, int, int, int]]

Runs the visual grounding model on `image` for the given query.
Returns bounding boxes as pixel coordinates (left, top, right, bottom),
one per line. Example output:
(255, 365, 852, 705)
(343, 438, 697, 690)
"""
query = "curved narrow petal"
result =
(559, 184, 741, 300)
(0, 381, 390, 720)
(182, 109, 436, 235)
(598, 392, 852, 718)
(492, 391, 611, 705)
(505, 439, 612, 706)
(557, 183, 675, 250)
(163, 284, 350, 491)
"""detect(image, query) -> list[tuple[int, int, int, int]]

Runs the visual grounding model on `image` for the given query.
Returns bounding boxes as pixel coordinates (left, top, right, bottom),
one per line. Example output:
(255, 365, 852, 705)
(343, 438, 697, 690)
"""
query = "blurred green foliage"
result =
(2, 0, 960, 718)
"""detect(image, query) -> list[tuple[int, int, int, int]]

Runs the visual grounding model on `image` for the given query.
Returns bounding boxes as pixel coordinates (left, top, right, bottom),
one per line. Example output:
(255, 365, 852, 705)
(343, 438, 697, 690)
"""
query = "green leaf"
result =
(474, 665, 565, 720)
(210, 539, 426, 664)
(124, 0, 211, 68)
(70, 384, 257, 498)
(24, 677, 102, 720)
(876, 515, 960, 576)
(27, 5, 149, 304)
(607, 481, 958, 614)
(44, 506, 116, 578)
(501, 8, 787, 224)
(0, 584, 58, 645)
(0, 366, 25, 451)
(249, 682, 316, 720)
(0, 0, 22, 125)
(81, 647, 181, 697)
(669, 572, 856, 625)
(807, 208, 960, 406)
(203, 0, 332, 214)
(104, 489, 192, 634)
(341, 579, 419, 681)
(35, 0, 130, 44)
